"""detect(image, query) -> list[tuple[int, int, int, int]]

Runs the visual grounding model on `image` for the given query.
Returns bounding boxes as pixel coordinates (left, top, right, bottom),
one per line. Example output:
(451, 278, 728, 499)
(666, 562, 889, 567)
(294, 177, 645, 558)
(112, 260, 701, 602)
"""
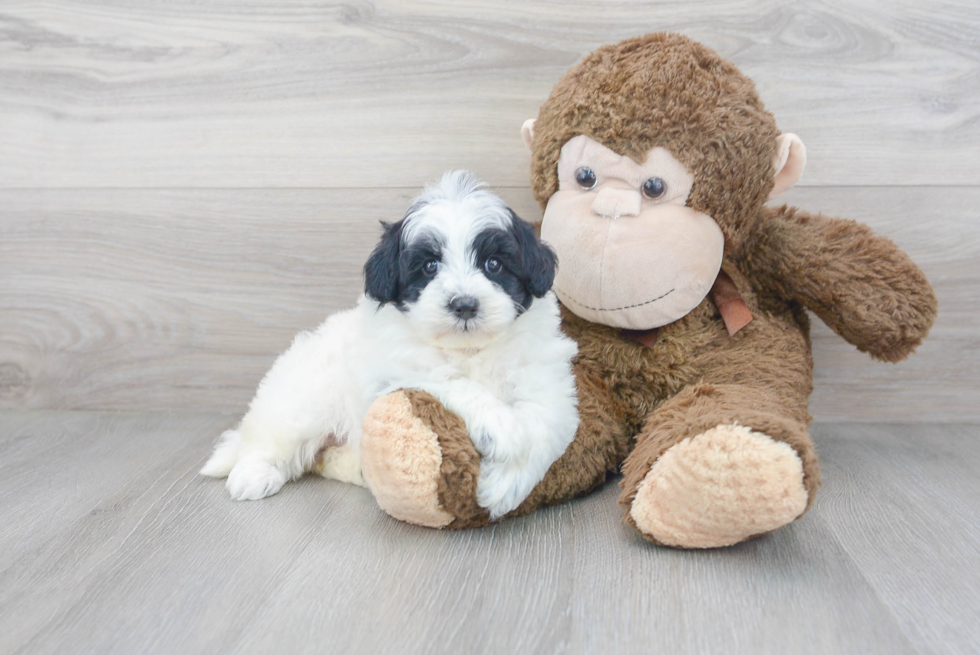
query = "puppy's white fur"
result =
(202, 172, 579, 519)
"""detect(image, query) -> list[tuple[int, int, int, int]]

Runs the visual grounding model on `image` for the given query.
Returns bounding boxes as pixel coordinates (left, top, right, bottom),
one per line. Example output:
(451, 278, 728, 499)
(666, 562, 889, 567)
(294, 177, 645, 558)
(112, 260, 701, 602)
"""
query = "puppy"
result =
(201, 171, 579, 519)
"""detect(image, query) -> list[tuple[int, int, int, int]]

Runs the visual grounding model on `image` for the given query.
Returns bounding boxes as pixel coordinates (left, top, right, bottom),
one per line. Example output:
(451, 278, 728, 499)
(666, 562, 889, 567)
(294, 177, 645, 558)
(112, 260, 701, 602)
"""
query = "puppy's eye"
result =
(642, 177, 667, 200)
(575, 167, 597, 189)
(484, 257, 502, 274)
(422, 260, 440, 276)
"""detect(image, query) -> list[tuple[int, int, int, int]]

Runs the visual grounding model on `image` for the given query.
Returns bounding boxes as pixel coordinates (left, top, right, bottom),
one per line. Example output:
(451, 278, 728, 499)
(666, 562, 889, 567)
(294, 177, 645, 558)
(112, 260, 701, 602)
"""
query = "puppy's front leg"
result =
(411, 379, 516, 454)
(414, 380, 576, 519)
(473, 401, 578, 520)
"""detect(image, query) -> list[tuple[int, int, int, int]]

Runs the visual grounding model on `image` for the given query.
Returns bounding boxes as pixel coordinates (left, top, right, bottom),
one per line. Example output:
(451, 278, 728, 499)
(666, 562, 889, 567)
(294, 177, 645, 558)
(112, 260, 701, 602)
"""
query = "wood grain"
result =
(1, 2, 976, 653)
(816, 423, 980, 655)
(1, 0, 977, 188)
(2, 186, 976, 420)
(1, 412, 977, 654)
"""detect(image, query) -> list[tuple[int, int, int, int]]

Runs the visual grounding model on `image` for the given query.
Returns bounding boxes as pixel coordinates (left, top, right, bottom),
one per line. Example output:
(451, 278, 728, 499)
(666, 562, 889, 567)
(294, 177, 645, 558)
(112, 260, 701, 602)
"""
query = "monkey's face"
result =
(540, 135, 724, 330)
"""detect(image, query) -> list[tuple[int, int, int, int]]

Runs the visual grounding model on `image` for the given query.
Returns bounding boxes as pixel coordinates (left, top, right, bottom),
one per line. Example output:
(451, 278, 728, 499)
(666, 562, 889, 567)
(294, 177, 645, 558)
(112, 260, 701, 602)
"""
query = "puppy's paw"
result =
(200, 429, 242, 478)
(225, 459, 287, 501)
(469, 416, 522, 462)
(476, 459, 536, 520)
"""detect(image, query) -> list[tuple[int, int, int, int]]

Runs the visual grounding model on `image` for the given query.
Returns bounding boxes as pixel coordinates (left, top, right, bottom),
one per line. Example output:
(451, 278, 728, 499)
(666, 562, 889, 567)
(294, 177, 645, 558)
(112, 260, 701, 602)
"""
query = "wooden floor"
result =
(2, 1, 979, 654)
(0, 413, 977, 655)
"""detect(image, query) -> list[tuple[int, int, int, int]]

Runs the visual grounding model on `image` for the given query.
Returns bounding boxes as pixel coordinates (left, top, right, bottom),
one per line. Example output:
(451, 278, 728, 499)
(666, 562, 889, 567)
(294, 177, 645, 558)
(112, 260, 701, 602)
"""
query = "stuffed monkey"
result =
(358, 33, 937, 547)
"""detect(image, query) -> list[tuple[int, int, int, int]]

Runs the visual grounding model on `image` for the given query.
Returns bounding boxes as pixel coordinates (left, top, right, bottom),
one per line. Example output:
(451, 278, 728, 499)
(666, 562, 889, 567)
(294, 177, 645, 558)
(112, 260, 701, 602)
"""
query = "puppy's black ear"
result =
(511, 210, 557, 298)
(364, 220, 403, 304)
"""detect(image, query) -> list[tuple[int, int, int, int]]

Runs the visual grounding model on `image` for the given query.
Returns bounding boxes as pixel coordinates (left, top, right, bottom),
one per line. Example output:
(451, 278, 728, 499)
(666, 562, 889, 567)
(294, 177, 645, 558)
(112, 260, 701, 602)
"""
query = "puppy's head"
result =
(364, 171, 557, 348)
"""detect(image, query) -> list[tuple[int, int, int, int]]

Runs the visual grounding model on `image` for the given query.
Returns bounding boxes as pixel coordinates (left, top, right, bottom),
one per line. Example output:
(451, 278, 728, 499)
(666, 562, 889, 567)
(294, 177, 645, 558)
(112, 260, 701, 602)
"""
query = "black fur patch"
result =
(473, 210, 557, 312)
(364, 208, 444, 311)
(363, 219, 405, 304)
(395, 234, 443, 310)
(365, 205, 556, 314)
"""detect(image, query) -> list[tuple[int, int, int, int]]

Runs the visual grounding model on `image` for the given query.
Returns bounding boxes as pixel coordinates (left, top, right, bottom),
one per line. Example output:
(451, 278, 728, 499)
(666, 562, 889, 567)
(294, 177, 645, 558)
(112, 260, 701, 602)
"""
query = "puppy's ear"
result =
(511, 210, 557, 298)
(364, 220, 403, 304)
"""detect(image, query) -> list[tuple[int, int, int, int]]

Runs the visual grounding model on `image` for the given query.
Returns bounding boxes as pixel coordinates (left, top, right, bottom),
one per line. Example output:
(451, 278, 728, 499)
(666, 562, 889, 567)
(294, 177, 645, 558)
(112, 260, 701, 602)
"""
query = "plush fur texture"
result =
(201, 171, 579, 520)
(747, 204, 937, 362)
(629, 424, 808, 548)
(360, 391, 454, 528)
(359, 34, 937, 548)
(529, 33, 780, 253)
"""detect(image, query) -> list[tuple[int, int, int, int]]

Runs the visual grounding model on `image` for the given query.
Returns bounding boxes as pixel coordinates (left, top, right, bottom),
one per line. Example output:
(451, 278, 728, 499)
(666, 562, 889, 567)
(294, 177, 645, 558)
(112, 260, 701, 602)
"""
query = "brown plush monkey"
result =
(358, 33, 937, 547)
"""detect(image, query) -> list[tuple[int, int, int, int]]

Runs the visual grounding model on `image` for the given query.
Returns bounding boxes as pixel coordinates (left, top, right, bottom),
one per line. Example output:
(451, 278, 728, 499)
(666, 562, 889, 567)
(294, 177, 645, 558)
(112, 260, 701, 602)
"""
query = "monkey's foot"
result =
(361, 390, 489, 529)
(628, 424, 808, 548)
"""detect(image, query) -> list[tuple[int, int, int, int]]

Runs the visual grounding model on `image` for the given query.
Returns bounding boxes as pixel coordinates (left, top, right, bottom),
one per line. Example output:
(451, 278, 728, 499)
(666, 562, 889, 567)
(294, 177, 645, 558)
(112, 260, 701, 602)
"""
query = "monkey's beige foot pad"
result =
(361, 391, 454, 528)
(629, 424, 808, 548)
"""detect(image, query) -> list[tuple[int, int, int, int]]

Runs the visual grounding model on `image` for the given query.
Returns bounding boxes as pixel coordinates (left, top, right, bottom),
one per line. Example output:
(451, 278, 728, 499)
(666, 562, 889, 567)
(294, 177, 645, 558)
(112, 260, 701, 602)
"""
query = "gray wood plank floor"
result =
(0, 412, 977, 655)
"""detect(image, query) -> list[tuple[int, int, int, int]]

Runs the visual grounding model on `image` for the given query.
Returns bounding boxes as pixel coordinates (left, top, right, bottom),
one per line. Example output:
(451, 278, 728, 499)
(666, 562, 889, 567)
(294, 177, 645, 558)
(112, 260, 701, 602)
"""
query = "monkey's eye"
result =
(484, 257, 502, 275)
(642, 177, 667, 200)
(422, 260, 440, 276)
(575, 167, 597, 189)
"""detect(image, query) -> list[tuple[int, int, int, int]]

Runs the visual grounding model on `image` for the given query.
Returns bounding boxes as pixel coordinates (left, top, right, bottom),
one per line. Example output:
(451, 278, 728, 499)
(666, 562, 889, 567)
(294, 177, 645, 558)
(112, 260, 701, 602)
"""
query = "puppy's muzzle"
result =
(449, 295, 480, 320)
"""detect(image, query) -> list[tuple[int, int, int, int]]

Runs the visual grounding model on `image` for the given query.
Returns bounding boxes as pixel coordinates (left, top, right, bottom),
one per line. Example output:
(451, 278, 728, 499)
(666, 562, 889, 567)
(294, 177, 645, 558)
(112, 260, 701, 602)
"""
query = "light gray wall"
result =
(1, 1, 977, 420)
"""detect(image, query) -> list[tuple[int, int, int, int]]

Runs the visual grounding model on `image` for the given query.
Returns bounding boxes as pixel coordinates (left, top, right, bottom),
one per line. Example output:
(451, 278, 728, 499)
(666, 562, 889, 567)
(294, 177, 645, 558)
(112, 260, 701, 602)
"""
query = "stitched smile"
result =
(555, 286, 675, 312)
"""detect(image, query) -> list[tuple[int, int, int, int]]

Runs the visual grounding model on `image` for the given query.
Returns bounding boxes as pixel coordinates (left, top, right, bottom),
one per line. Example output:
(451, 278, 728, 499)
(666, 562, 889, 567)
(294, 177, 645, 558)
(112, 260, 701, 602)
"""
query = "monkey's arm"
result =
(742, 205, 937, 362)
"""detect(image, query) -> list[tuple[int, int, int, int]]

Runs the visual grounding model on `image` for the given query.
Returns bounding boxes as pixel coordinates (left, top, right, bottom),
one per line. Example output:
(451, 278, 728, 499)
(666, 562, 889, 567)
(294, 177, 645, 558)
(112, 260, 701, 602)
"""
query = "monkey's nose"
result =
(592, 188, 641, 218)
(449, 296, 480, 320)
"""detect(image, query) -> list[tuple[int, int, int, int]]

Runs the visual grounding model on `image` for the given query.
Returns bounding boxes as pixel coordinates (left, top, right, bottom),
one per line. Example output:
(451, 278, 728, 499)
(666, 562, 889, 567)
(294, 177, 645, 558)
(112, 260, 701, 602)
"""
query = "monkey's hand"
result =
(746, 205, 937, 362)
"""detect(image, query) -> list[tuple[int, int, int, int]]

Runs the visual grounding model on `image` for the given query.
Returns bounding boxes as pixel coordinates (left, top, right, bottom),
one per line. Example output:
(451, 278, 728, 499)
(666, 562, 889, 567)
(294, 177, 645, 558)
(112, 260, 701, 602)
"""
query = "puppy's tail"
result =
(200, 429, 243, 478)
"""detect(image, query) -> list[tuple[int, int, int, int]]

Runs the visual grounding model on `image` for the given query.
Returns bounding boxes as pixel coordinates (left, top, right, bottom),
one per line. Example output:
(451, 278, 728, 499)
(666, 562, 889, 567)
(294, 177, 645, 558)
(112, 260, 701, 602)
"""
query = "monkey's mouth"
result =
(554, 286, 674, 312)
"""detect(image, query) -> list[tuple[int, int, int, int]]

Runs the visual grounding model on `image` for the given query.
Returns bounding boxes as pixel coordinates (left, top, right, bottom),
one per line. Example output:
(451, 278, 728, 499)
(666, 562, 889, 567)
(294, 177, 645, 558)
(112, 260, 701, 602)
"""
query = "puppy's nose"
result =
(592, 188, 641, 218)
(449, 296, 480, 320)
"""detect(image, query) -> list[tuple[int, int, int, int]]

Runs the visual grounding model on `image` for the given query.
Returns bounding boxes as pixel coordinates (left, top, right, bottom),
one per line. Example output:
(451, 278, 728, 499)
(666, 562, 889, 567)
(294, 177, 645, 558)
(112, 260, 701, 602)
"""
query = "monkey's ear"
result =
(363, 220, 403, 304)
(521, 119, 536, 151)
(511, 210, 557, 298)
(769, 133, 806, 199)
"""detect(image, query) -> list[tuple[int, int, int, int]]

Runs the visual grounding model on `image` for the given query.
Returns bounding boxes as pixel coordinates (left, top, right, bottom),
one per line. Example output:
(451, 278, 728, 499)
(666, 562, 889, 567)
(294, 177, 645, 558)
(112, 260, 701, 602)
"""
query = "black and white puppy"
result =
(201, 171, 579, 519)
